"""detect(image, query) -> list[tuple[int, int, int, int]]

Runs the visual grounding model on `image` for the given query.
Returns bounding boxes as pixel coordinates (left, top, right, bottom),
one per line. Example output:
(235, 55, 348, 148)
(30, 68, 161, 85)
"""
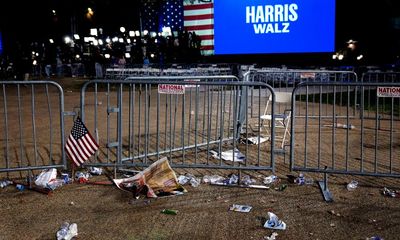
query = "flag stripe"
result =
(184, 19, 213, 27)
(200, 40, 214, 47)
(65, 144, 80, 166)
(185, 24, 214, 31)
(70, 135, 91, 161)
(184, 14, 213, 21)
(201, 45, 214, 50)
(184, 9, 213, 16)
(199, 35, 214, 40)
(184, 3, 213, 11)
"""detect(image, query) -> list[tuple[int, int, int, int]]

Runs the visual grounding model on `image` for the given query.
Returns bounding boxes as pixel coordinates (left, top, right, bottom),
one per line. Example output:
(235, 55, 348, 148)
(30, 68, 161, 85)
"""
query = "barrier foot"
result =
(318, 169, 333, 202)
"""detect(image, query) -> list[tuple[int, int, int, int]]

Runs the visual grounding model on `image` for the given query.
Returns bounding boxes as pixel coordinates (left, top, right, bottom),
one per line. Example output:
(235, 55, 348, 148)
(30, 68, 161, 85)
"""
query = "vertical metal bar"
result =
(360, 86, 365, 172)
(144, 84, 149, 162)
(318, 85, 322, 168)
(117, 83, 123, 164)
(181, 90, 186, 163)
(332, 86, 337, 170)
(389, 96, 394, 173)
(194, 86, 199, 163)
(188, 86, 193, 146)
(45, 84, 53, 163)
(345, 85, 350, 171)
(374, 93, 379, 173)
(138, 85, 142, 158)
(304, 86, 309, 167)
(2, 84, 9, 170)
(169, 93, 172, 159)
(31, 85, 38, 166)
(157, 85, 160, 160)
(94, 83, 99, 162)
(202, 87, 207, 143)
(164, 93, 168, 151)
(172, 95, 178, 151)
(129, 83, 133, 161)
(207, 86, 212, 165)
(106, 84, 110, 162)
(132, 84, 136, 160)
(215, 86, 220, 141)
(17, 85, 24, 170)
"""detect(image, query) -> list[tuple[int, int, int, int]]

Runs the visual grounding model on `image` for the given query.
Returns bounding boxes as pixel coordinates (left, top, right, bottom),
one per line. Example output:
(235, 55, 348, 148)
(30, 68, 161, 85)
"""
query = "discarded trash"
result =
(56, 222, 78, 240)
(382, 187, 398, 198)
(366, 236, 384, 240)
(178, 173, 200, 187)
(263, 175, 279, 185)
(75, 171, 90, 184)
(323, 123, 356, 130)
(88, 167, 103, 175)
(264, 212, 286, 230)
(346, 180, 358, 191)
(35, 168, 57, 188)
(61, 173, 72, 184)
(210, 149, 245, 162)
(241, 175, 256, 186)
(0, 180, 13, 188)
(240, 136, 269, 145)
(113, 157, 185, 198)
(226, 174, 239, 185)
(16, 184, 25, 191)
(229, 204, 252, 213)
(295, 173, 314, 185)
(335, 123, 355, 129)
(202, 175, 225, 184)
(264, 232, 278, 240)
(161, 209, 178, 215)
(46, 179, 65, 191)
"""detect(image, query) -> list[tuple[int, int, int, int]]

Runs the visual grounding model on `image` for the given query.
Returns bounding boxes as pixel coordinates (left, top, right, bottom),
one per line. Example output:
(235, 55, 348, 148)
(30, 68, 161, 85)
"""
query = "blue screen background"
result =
(214, 0, 335, 55)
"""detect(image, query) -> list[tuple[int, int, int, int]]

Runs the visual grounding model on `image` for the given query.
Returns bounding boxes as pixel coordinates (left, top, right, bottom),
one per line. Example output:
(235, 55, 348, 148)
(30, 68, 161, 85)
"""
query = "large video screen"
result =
(213, 0, 335, 55)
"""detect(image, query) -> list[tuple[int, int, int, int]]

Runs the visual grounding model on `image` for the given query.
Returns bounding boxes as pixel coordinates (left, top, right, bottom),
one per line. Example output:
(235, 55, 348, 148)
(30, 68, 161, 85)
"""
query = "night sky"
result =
(0, 0, 399, 65)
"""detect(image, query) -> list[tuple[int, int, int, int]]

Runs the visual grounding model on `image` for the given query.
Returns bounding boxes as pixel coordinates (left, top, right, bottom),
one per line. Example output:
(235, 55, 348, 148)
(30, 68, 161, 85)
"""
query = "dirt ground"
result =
(1, 77, 400, 240)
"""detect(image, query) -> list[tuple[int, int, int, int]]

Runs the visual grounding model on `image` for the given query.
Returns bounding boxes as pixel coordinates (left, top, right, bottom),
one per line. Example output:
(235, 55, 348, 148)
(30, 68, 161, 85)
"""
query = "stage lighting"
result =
(120, 27, 126, 33)
(338, 54, 344, 60)
(118, 38, 124, 43)
(74, 34, 80, 40)
(150, 53, 155, 58)
(64, 36, 72, 44)
(125, 53, 131, 58)
(49, 39, 54, 44)
(98, 39, 104, 45)
(129, 31, 135, 37)
(105, 54, 110, 59)
(33, 60, 37, 66)
(357, 55, 363, 60)
(143, 30, 149, 35)
(135, 31, 140, 36)
(127, 39, 131, 43)
(75, 54, 80, 59)
(112, 37, 118, 42)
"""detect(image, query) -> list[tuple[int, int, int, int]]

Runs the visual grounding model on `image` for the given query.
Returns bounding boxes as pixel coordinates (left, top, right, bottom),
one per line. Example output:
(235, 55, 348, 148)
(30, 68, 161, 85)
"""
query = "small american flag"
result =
(183, 0, 214, 56)
(65, 117, 98, 167)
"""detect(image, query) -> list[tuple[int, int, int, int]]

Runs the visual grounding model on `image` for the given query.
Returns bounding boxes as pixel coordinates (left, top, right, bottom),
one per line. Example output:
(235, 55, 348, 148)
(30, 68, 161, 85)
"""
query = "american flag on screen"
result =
(65, 117, 98, 167)
(183, 0, 214, 55)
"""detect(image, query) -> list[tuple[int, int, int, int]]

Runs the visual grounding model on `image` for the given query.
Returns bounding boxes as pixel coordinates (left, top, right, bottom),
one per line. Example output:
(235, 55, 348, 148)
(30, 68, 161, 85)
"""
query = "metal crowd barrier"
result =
(290, 81, 400, 201)
(79, 76, 277, 172)
(0, 81, 66, 176)
(244, 69, 359, 119)
(105, 65, 234, 79)
(361, 72, 400, 120)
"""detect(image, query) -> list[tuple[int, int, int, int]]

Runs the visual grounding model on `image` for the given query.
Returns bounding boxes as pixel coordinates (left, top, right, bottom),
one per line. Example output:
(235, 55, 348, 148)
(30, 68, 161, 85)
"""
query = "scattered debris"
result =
(346, 180, 358, 191)
(264, 232, 278, 240)
(113, 157, 185, 198)
(35, 168, 57, 188)
(0, 180, 13, 188)
(263, 175, 279, 185)
(178, 173, 201, 187)
(88, 167, 103, 175)
(382, 187, 398, 198)
(330, 223, 336, 227)
(202, 175, 225, 184)
(240, 136, 269, 145)
(56, 222, 78, 240)
(229, 204, 252, 213)
(161, 209, 178, 215)
(75, 171, 90, 184)
(210, 149, 245, 162)
(366, 236, 384, 240)
(264, 212, 286, 230)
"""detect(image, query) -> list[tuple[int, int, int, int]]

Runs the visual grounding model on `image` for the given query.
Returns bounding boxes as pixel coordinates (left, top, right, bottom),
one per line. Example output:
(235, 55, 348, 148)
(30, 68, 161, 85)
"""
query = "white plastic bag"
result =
(35, 168, 57, 188)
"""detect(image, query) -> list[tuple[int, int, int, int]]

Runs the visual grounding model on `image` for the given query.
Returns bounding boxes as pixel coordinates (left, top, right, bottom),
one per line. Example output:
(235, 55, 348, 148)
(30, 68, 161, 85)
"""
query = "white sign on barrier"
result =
(377, 87, 400, 97)
(158, 84, 185, 94)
